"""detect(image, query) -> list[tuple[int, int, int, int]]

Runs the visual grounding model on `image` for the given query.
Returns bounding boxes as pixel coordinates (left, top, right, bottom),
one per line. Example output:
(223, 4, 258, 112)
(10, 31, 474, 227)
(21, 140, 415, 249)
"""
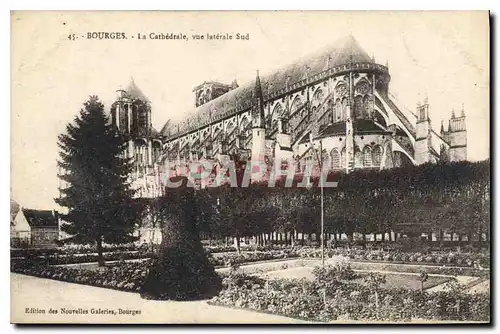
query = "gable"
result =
(12, 210, 31, 232)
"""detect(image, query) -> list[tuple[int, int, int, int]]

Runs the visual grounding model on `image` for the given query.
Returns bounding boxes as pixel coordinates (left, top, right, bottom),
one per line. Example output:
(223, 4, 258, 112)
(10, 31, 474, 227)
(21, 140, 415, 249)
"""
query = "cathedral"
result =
(110, 35, 467, 198)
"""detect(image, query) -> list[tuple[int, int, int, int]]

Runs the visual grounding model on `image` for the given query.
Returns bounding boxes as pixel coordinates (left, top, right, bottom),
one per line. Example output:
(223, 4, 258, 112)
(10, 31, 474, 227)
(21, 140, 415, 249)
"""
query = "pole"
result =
(310, 138, 325, 268)
(320, 140, 324, 268)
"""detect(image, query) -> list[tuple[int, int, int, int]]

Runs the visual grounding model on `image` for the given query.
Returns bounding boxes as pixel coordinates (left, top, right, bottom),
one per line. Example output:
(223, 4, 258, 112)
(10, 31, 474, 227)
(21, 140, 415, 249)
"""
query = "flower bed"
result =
(11, 244, 490, 273)
(347, 260, 490, 278)
(11, 249, 153, 266)
(297, 248, 490, 268)
(11, 260, 152, 292)
(11, 248, 298, 270)
(10, 243, 146, 258)
(12, 257, 490, 322)
(210, 250, 299, 267)
(210, 269, 490, 322)
(205, 244, 293, 254)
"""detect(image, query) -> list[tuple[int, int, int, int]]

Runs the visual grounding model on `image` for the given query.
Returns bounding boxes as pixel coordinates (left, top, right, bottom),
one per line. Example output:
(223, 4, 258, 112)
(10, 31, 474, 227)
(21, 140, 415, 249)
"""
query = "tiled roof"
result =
(165, 35, 373, 138)
(315, 119, 389, 139)
(22, 209, 58, 228)
(124, 78, 150, 103)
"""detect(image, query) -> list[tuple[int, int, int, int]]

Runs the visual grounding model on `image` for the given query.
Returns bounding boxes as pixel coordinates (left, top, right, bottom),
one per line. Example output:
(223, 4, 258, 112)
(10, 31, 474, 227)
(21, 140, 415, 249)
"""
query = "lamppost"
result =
(309, 138, 325, 268)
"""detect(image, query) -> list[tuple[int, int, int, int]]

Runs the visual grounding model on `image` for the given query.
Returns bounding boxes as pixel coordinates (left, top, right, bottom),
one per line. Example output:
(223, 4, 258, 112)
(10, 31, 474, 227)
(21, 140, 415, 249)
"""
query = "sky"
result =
(11, 11, 489, 209)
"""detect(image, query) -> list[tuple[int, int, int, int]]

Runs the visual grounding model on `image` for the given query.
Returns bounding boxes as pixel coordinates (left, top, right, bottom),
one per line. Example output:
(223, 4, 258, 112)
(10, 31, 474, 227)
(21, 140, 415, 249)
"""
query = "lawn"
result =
(261, 267, 451, 291)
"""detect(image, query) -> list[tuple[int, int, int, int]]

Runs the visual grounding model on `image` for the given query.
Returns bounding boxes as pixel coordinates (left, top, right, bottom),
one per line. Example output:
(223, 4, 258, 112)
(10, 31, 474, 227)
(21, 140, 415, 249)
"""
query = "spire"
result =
(255, 70, 262, 98)
(461, 103, 465, 117)
(451, 108, 455, 118)
(440, 120, 445, 134)
(255, 70, 262, 96)
(253, 70, 265, 129)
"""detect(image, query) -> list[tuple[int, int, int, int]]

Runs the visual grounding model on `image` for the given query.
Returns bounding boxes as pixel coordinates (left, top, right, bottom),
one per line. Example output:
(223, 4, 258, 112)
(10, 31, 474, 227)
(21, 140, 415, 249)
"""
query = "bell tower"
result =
(111, 78, 155, 185)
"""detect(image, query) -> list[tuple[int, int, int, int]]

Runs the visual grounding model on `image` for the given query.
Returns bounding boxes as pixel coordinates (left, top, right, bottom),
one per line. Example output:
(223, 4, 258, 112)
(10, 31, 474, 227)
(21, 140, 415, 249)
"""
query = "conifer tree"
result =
(55, 96, 139, 265)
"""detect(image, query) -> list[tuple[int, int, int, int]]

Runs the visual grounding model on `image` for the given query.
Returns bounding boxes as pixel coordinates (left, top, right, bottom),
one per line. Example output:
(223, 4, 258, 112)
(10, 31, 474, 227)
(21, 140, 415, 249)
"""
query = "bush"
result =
(140, 246, 221, 301)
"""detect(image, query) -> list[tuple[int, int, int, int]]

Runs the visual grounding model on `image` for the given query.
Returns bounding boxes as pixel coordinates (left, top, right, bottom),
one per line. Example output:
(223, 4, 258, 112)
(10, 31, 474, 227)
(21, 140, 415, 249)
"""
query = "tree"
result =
(56, 96, 139, 266)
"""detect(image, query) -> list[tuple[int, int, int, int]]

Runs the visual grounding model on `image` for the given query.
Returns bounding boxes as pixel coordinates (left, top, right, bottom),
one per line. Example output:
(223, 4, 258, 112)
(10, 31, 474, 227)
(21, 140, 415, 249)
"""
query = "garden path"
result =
(10, 273, 313, 324)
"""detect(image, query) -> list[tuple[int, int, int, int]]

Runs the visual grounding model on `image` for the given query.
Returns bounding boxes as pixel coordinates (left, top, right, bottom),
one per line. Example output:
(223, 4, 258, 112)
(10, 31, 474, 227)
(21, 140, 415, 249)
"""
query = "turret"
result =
(251, 71, 266, 162)
(448, 104, 467, 161)
(415, 97, 432, 164)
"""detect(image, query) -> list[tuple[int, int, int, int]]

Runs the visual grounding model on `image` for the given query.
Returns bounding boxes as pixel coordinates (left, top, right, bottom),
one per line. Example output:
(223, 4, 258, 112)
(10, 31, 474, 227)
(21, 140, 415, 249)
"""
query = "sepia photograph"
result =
(10, 10, 490, 324)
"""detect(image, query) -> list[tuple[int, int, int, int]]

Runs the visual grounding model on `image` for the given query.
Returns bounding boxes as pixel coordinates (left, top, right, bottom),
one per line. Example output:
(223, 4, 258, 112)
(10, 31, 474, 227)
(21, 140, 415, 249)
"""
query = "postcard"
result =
(10, 10, 490, 324)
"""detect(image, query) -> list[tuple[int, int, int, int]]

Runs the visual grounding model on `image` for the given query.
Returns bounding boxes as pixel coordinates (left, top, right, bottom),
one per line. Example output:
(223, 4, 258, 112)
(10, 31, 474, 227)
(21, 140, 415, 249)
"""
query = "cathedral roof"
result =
(124, 78, 150, 103)
(165, 35, 373, 138)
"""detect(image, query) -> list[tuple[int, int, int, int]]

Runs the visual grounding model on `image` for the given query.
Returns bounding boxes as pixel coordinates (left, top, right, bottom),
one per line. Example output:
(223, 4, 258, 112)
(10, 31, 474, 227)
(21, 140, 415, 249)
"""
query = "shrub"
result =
(140, 246, 221, 301)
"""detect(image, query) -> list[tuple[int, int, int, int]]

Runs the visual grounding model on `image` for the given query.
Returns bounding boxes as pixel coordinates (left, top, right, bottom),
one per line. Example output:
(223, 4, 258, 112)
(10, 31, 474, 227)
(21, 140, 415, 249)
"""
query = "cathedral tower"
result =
(415, 98, 432, 164)
(111, 78, 155, 178)
(448, 105, 467, 161)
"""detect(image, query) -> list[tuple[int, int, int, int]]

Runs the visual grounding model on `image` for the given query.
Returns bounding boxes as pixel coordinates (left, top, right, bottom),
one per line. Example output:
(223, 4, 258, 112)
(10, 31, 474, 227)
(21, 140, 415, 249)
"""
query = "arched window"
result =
(372, 145, 383, 166)
(363, 146, 372, 167)
(271, 119, 278, 133)
(341, 97, 348, 120)
(330, 149, 340, 169)
(321, 149, 329, 171)
(335, 98, 342, 121)
(272, 103, 283, 121)
(363, 95, 372, 119)
(290, 96, 303, 116)
(354, 95, 363, 119)
(354, 147, 363, 168)
(313, 88, 324, 108)
(303, 153, 314, 173)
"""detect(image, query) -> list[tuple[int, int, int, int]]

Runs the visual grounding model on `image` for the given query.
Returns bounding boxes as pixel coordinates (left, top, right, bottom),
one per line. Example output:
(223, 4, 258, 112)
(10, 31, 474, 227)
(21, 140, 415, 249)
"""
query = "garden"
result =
(17, 98, 488, 322)
(11, 252, 490, 322)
